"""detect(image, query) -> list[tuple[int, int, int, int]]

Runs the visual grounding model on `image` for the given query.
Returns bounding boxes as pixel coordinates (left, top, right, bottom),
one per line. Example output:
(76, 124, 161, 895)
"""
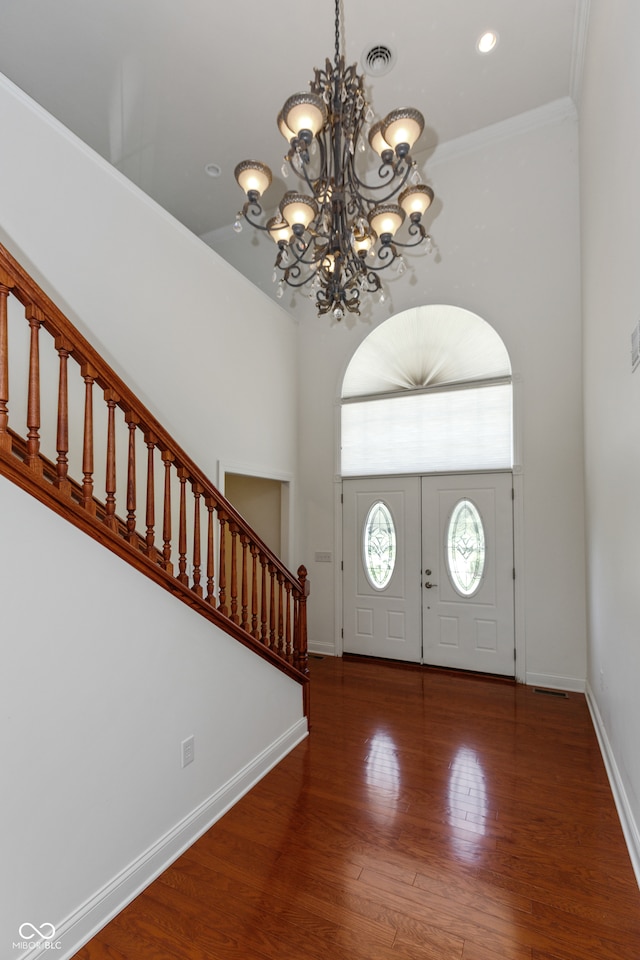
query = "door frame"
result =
(336, 468, 526, 681)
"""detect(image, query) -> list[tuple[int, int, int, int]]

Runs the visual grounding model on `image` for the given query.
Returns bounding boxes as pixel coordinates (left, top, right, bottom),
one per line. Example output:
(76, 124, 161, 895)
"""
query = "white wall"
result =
(579, 0, 640, 879)
(0, 74, 307, 956)
(0, 479, 306, 958)
(0, 73, 299, 487)
(222, 103, 586, 689)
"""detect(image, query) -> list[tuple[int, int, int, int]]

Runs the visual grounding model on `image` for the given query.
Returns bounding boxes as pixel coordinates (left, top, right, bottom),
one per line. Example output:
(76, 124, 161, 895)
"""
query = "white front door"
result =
(420, 473, 515, 675)
(342, 473, 515, 675)
(342, 477, 422, 662)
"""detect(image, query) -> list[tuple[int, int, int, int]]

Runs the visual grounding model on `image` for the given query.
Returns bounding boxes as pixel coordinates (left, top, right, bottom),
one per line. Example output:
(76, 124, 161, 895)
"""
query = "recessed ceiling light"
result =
(477, 31, 498, 54)
(205, 163, 222, 178)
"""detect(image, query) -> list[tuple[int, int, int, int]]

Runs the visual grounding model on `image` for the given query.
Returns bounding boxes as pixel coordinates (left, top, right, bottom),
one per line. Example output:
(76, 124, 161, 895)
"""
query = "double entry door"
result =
(342, 473, 515, 675)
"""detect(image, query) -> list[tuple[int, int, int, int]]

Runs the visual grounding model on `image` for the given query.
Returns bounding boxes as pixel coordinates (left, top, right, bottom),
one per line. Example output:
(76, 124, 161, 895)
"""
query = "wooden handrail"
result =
(0, 243, 309, 709)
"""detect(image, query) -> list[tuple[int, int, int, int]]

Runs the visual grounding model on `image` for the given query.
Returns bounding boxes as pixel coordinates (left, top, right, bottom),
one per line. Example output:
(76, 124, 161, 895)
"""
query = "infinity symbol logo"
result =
(18, 922, 56, 940)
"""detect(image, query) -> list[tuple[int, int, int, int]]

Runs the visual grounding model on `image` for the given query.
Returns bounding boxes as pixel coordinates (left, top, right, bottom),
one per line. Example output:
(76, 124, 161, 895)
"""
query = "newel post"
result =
(295, 565, 310, 677)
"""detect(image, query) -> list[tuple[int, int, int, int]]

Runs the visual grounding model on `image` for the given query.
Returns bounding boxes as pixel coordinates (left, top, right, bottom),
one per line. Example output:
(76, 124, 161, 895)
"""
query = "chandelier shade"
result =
(233, 160, 272, 198)
(233, 0, 435, 320)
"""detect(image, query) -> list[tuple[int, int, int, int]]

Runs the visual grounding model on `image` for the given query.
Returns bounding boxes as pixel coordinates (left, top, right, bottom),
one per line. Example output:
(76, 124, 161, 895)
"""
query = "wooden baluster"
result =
(191, 483, 203, 597)
(285, 581, 292, 662)
(218, 511, 228, 616)
(229, 522, 239, 624)
(54, 336, 72, 495)
(125, 412, 140, 544)
(81, 364, 96, 515)
(205, 497, 215, 604)
(240, 534, 249, 631)
(294, 565, 309, 678)
(276, 571, 285, 656)
(269, 564, 276, 648)
(103, 389, 119, 532)
(161, 450, 174, 573)
(0, 276, 14, 453)
(250, 544, 259, 638)
(177, 466, 189, 585)
(145, 433, 157, 557)
(25, 305, 44, 475)
(260, 554, 268, 643)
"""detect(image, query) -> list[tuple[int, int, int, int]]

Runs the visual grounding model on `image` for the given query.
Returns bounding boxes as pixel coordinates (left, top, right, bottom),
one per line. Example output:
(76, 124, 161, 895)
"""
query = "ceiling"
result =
(0, 0, 585, 243)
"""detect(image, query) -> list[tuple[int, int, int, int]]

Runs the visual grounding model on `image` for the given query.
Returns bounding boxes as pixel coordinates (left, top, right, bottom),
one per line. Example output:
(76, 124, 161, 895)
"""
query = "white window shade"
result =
(341, 383, 513, 476)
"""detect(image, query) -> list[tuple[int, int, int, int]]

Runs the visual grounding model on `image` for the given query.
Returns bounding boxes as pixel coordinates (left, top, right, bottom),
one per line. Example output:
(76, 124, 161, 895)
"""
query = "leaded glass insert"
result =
(363, 501, 396, 590)
(447, 499, 485, 596)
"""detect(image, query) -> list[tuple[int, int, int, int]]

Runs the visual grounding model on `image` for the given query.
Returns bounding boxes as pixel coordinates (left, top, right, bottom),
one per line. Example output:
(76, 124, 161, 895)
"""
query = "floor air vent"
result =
(533, 687, 569, 698)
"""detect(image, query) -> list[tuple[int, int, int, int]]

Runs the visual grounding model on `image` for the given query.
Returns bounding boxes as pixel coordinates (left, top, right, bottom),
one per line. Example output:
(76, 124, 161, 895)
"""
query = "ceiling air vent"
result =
(362, 43, 396, 77)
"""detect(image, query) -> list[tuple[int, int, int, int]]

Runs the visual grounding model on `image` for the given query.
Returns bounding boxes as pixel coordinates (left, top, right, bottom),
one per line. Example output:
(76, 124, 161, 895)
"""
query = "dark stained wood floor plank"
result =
(74, 657, 640, 960)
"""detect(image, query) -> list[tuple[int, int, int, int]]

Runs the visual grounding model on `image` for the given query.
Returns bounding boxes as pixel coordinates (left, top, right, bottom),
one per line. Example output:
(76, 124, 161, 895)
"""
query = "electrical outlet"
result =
(181, 735, 195, 768)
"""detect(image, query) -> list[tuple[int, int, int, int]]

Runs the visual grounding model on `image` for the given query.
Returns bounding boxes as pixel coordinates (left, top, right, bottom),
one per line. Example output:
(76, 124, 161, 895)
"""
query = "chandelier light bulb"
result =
(369, 203, 405, 239)
(382, 108, 425, 153)
(267, 216, 294, 245)
(282, 92, 328, 139)
(368, 121, 392, 159)
(280, 192, 318, 231)
(399, 184, 434, 218)
(277, 110, 296, 143)
(234, 160, 273, 197)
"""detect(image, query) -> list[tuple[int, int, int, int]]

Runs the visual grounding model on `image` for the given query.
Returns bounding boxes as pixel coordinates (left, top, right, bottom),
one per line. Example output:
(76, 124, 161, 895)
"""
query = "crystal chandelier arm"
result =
(385, 219, 427, 249)
(347, 155, 417, 207)
(281, 262, 318, 289)
(240, 198, 276, 233)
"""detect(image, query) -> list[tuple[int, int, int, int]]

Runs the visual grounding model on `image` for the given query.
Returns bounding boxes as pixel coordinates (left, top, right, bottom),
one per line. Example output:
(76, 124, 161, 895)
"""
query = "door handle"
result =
(424, 581, 438, 589)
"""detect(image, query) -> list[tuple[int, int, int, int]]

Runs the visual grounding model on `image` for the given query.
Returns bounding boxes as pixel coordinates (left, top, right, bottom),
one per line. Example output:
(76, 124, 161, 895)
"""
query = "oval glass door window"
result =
(447, 499, 485, 596)
(363, 501, 396, 590)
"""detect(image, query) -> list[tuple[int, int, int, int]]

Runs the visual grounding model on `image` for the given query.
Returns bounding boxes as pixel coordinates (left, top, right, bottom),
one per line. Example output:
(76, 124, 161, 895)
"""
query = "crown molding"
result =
(422, 97, 578, 169)
(570, 0, 592, 108)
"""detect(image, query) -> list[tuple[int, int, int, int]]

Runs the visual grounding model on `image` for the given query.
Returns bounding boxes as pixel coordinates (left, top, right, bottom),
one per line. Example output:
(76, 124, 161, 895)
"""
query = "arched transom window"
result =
(341, 305, 513, 476)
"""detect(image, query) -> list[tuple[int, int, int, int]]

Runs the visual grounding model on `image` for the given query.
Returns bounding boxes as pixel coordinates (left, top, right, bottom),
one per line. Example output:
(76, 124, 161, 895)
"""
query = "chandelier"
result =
(233, 0, 434, 321)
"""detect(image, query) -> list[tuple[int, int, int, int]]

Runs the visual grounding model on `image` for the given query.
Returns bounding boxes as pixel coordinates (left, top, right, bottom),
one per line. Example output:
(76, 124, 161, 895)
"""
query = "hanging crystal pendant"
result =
(233, 218, 243, 234)
(276, 283, 284, 299)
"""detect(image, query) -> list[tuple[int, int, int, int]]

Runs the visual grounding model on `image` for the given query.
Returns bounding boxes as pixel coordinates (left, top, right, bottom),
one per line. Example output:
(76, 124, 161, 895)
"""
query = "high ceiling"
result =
(0, 0, 586, 241)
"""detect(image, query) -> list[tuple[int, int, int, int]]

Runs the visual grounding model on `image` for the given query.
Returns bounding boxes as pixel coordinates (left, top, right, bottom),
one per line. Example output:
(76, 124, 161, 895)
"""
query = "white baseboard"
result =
(19, 717, 308, 960)
(585, 685, 640, 890)
(308, 641, 337, 657)
(525, 671, 586, 693)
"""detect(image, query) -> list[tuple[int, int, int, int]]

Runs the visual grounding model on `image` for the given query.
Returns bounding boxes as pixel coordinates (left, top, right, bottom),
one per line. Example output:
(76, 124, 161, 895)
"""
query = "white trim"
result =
(570, 0, 592, 108)
(30, 718, 308, 960)
(586, 684, 640, 889)
(308, 642, 338, 657)
(425, 97, 577, 169)
(525, 672, 586, 693)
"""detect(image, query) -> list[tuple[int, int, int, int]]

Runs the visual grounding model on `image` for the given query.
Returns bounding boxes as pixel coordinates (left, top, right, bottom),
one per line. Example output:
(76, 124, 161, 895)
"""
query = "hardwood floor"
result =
(74, 656, 640, 960)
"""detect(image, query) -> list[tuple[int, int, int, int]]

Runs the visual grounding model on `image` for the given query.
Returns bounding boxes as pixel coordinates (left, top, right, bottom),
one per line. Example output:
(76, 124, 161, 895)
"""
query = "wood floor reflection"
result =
(75, 656, 640, 960)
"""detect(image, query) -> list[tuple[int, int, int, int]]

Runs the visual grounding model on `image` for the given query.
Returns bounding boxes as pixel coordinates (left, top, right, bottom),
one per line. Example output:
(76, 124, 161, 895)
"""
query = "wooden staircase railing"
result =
(0, 242, 309, 712)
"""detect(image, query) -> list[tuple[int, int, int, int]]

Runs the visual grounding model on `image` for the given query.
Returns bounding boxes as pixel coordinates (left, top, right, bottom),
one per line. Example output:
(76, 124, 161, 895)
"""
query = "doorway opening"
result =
(339, 305, 516, 676)
(224, 472, 288, 562)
